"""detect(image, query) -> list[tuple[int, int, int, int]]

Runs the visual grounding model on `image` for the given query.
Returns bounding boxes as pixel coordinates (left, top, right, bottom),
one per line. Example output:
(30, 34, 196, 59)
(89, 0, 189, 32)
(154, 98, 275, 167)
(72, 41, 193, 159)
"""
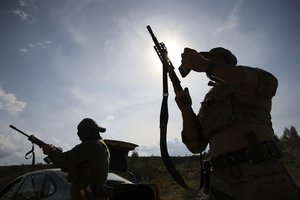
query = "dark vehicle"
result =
(0, 140, 160, 200)
(0, 169, 160, 200)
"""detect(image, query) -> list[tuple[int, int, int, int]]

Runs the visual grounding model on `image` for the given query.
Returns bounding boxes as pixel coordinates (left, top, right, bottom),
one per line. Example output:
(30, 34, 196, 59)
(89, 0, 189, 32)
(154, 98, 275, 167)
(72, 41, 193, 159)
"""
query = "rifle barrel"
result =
(147, 25, 160, 47)
(9, 125, 30, 137)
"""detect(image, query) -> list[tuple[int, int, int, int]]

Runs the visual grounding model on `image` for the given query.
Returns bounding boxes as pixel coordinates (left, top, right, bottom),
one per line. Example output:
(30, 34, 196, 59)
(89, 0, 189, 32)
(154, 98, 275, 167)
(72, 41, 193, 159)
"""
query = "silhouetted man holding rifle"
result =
(42, 118, 111, 200)
(176, 47, 299, 199)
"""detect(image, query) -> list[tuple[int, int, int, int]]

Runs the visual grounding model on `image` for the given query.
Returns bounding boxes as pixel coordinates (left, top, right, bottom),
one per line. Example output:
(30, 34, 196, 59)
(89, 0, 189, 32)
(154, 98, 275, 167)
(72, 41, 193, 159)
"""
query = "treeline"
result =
(278, 126, 300, 158)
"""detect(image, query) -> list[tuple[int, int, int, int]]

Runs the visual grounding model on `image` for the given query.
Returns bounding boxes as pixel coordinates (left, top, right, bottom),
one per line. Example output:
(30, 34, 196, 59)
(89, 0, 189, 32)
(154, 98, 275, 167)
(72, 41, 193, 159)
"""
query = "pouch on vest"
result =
(199, 97, 235, 135)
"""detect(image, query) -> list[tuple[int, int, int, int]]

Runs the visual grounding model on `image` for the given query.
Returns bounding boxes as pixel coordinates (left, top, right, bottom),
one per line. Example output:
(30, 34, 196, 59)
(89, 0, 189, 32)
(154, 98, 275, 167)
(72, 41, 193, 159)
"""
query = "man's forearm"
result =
(181, 110, 207, 153)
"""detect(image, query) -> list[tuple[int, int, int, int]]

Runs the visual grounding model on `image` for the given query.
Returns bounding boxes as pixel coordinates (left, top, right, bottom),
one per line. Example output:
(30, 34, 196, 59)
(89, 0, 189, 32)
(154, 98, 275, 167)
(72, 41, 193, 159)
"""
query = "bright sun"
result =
(149, 37, 184, 73)
(164, 39, 183, 68)
(146, 31, 186, 77)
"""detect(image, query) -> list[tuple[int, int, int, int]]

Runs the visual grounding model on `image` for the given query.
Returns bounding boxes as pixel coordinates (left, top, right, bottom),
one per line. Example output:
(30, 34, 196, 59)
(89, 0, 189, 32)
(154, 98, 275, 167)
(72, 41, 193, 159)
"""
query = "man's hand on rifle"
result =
(175, 88, 192, 112)
(42, 144, 56, 155)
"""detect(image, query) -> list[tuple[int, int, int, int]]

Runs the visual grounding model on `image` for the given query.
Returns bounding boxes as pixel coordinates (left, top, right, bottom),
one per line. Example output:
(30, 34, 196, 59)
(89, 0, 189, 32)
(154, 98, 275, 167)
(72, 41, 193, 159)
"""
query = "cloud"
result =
(28, 41, 53, 48)
(214, 0, 243, 34)
(0, 87, 26, 115)
(0, 134, 17, 158)
(50, 137, 71, 151)
(69, 86, 97, 107)
(0, 129, 36, 165)
(106, 115, 115, 121)
(12, 5, 36, 24)
(19, 41, 54, 54)
(137, 145, 160, 156)
(20, 0, 35, 7)
(137, 138, 193, 157)
(12, 9, 30, 21)
(19, 48, 29, 54)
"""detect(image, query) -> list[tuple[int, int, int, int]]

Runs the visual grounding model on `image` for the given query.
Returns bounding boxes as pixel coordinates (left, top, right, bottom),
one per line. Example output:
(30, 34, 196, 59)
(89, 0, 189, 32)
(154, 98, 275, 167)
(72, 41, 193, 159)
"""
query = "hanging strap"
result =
(159, 62, 204, 191)
(25, 142, 36, 165)
(146, 25, 205, 191)
(160, 98, 204, 191)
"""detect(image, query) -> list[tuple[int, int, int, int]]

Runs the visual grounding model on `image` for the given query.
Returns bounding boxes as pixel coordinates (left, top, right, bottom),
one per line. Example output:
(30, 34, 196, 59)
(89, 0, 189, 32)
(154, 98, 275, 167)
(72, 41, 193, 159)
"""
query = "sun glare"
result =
(164, 39, 183, 68)
(147, 36, 184, 74)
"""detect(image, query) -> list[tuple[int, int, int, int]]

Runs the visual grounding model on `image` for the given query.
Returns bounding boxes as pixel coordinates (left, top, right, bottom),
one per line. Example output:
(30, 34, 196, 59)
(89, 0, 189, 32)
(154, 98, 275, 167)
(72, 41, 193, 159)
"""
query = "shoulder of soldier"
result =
(238, 65, 278, 96)
(97, 139, 109, 151)
(238, 65, 277, 82)
(73, 140, 102, 150)
(238, 65, 276, 76)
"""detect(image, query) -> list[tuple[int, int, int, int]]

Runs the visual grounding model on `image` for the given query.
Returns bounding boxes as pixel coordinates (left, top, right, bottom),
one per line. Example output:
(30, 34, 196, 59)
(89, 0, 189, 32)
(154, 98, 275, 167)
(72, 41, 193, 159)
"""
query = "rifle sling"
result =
(159, 63, 203, 191)
(25, 142, 36, 165)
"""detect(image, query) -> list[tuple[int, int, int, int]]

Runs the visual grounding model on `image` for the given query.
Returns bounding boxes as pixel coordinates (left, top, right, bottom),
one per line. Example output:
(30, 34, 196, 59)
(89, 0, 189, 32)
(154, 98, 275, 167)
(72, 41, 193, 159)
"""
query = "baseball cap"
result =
(200, 47, 237, 65)
(77, 118, 106, 133)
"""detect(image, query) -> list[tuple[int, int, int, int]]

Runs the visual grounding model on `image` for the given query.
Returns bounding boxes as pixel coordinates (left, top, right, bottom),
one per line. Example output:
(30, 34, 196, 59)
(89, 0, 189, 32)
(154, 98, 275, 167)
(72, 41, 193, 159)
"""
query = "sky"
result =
(0, 0, 299, 165)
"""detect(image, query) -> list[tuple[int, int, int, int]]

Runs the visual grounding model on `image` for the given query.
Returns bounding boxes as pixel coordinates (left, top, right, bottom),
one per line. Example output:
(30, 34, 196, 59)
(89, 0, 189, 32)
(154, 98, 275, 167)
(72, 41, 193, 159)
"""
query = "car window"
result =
(13, 174, 44, 200)
(0, 177, 22, 200)
(41, 174, 56, 197)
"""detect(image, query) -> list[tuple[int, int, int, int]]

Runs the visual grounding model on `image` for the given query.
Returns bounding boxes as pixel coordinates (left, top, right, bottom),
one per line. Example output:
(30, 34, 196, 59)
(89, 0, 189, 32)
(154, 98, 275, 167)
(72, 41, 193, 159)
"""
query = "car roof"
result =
(19, 168, 132, 184)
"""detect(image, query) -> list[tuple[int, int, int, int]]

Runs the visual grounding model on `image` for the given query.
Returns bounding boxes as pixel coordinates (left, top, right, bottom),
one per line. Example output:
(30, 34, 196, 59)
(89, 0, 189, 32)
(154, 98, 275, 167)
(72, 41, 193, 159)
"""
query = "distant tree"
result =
(290, 126, 299, 138)
(280, 126, 300, 157)
(280, 126, 299, 141)
(131, 150, 139, 158)
(281, 128, 290, 141)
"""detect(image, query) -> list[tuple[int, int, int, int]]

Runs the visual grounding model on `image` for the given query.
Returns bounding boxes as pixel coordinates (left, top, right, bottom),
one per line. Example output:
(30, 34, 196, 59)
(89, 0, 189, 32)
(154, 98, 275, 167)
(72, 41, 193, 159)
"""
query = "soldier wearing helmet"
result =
(175, 47, 299, 199)
(42, 118, 111, 200)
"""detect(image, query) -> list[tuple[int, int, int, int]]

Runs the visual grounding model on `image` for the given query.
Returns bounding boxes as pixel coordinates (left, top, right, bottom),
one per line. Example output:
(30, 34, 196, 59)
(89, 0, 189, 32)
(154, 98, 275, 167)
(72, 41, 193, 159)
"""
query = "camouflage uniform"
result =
(48, 119, 110, 200)
(183, 65, 299, 199)
(210, 160, 299, 200)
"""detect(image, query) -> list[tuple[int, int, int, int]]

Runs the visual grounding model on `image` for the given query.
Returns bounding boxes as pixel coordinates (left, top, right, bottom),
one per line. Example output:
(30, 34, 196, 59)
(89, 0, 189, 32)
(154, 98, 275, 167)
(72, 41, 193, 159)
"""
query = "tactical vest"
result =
(66, 140, 110, 185)
(199, 83, 272, 138)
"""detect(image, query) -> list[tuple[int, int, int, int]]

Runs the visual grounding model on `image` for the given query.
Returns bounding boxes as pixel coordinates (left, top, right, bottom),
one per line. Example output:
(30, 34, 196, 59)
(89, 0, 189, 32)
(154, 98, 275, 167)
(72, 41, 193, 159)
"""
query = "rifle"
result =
(9, 125, 62, 164)
(146, 25, 183, 93)
(147, 25, 204, 191)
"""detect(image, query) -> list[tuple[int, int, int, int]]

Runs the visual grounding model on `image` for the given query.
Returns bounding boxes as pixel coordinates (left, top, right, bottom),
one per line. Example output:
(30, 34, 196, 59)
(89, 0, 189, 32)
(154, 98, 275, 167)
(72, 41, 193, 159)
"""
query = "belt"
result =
(210, 140, 282, 169)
